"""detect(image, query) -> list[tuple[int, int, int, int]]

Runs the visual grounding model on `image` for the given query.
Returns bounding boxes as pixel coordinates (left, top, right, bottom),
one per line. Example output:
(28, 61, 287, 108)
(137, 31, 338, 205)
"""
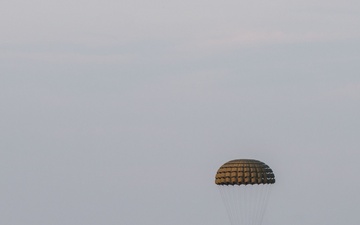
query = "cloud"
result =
(177, 29, 360, 54)
(324, 83, 360, 99)
(0, 50, 135, 64)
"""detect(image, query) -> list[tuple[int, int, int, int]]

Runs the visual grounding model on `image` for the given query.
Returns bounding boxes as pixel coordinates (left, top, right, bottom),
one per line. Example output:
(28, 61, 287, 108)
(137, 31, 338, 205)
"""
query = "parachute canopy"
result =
(215, 159, 275, 185)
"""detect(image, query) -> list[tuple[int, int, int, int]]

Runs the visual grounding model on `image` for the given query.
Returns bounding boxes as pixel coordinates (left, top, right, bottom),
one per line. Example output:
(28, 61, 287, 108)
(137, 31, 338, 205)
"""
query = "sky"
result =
(1, 0, 360, 225)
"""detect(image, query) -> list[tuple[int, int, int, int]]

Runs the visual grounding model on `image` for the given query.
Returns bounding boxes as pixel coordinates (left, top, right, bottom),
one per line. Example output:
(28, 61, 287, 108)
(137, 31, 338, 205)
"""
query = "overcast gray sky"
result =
(1, 0, 360, 225)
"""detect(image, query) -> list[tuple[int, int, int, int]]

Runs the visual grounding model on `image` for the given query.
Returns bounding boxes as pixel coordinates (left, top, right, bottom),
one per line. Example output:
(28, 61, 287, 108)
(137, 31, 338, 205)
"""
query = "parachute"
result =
(215, 159, 275, 225)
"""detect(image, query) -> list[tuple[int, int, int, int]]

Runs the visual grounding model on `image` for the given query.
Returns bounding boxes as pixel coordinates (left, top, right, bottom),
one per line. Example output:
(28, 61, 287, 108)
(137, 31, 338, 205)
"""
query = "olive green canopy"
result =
(215, 159, 275, 185)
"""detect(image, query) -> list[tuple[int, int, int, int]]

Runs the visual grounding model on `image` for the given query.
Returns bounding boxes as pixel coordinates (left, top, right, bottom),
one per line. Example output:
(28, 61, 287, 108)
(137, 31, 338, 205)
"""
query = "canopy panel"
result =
(215, 159, 275, 185)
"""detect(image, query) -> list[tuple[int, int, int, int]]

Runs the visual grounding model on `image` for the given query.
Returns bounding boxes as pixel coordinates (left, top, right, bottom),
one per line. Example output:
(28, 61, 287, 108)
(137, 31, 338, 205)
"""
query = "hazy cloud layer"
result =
(1, 0, 360, 225)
